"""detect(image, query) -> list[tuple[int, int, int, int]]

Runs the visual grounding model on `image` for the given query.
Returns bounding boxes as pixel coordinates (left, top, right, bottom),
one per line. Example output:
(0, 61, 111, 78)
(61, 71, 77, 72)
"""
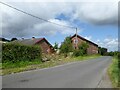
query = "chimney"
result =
(32, 37, 35, 40)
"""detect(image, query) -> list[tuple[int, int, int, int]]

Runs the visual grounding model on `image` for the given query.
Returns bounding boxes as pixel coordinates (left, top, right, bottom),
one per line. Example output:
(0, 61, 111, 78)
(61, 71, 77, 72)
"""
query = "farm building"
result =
(13, 37, 54, 54)
(71, 34, 98, 55)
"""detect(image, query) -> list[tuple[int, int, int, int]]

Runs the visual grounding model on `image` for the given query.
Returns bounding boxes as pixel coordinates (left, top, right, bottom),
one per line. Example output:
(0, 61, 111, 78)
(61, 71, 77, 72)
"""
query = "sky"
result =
(0, 0, 119, 51)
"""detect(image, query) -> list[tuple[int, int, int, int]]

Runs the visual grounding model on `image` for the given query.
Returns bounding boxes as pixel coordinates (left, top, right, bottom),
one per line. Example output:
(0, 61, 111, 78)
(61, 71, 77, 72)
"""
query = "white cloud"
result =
(96, 38, 118, 51)
(3, 0, 119, 2)
(84, 36, 92, 40)
(1, 2, 76, 38)
(1, 1, 118, 38)
(118, 41, 120, 51)
(32, 19, 78, 36)
(73, 2, 118, 25)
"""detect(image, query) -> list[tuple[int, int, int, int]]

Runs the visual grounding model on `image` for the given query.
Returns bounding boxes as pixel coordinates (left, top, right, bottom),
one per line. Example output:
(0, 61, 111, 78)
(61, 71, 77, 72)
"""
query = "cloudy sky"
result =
(0, 0, 119, 51)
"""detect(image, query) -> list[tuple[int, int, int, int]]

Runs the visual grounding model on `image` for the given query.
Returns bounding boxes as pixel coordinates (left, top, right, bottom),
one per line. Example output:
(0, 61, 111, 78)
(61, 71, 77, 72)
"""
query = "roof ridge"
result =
(71, 34, 98, 46)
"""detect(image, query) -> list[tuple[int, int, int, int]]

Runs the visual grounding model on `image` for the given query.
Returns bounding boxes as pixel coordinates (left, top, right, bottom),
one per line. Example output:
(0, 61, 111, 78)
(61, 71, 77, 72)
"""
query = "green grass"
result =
(2, 60, 42, 69)
(0, 63, 2, 69)
(0, 63, 2, 75)
(108, 56, 120, 88)
(73, 54, 101, 61)
(2, 54, 101, 75)
(2, 59, 42, 75)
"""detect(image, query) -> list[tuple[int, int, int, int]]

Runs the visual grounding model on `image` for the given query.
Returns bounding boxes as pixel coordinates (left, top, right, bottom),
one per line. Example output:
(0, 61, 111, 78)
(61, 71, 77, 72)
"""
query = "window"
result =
(74, 38, 78, 44)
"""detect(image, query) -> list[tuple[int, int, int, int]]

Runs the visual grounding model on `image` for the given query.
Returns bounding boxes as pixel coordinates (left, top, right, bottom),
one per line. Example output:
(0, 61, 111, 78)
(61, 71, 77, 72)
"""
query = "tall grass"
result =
(2, 54, 101, 75)
(2, 59, 42, 69)
(0, 63, 2, 69)
(108, 56, 120, 88)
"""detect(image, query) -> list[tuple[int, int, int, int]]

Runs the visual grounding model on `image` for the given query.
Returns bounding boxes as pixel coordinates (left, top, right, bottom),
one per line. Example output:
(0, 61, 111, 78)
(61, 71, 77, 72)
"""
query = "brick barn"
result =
(71, 34, 98, 55)
(13, 37, 54, 54)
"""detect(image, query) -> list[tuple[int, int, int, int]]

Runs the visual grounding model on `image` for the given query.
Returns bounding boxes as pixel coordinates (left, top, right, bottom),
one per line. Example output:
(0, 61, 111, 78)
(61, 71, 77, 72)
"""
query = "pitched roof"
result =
(12, 38, 52, 46)
(0, 38, 10, 42)
(71, 34, 98, 47)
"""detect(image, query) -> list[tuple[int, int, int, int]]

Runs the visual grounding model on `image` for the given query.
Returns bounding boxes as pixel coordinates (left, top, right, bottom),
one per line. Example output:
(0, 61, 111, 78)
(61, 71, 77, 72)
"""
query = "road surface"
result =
(2, 56, 112, 88)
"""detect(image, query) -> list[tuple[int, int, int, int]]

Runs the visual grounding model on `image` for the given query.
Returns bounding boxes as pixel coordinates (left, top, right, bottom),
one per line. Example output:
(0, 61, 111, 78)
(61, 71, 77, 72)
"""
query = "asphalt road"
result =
(2, 56, 112, 88)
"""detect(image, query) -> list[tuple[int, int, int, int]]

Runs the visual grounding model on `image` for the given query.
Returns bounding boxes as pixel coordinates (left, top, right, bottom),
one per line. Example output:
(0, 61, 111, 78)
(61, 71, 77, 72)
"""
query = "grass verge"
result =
(0, 63, 2, 75)
(108, 56, 120, 88)
(0, 63, 2, 69)
(2, 54, 101, 75)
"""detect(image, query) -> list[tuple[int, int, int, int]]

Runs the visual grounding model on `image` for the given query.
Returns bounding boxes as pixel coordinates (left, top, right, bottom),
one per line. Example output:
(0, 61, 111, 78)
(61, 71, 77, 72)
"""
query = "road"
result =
(2, 56, 112, 88)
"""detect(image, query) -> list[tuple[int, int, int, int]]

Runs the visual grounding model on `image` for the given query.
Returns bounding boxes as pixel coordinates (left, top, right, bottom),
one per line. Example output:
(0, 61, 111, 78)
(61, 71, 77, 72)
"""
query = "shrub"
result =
(2, 43, 42, 63)
(60, 36, 73, 55)
(108, 57, 120, 87)
(78, 42, 89, 55)
(73, 50, 81, 57)
(73, 42, 89, 57)
(98, 47, 107, 55)
(53, 42, 59, 50)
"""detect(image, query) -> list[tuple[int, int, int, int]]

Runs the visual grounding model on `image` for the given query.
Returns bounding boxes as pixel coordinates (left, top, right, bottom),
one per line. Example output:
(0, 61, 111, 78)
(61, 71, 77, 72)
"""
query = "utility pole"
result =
(75, 28, 78, 49)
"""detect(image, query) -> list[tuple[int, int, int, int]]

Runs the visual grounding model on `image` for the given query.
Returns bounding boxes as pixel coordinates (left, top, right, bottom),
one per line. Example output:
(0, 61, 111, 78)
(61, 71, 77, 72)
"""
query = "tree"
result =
(98, 47, 107, 55)
(0, 38, 10, 42)
(11, 38, 18, 41)
(53, 42, 58, 49)
(78, 42, 89, 55)
(60, 36, 73, 55)
(73, 42, 89, 57)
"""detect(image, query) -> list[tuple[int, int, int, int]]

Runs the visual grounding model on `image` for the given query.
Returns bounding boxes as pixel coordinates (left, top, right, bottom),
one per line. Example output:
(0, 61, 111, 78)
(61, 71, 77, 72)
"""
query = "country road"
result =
(2, 56, 112, 88)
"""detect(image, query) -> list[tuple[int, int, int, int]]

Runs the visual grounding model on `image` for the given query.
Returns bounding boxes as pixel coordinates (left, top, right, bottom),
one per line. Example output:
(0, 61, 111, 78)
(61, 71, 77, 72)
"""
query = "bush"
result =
(2, 43, 42, 63)
(118, 53, 120, 69)
(60, 36, 73, 54)
(73, 42, 88, 57)
(98, 47, 107, 55)
(73, 50, 79, 57)
(78, 42, 88, 55)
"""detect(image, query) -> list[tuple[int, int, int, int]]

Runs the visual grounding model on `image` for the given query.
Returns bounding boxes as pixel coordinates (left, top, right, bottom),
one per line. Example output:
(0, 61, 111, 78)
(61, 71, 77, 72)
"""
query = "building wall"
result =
(71, 36, 85, 49)
(37, 40, 54, 54)
(71, 36, 98, 54)
(87, 43, 98, 55)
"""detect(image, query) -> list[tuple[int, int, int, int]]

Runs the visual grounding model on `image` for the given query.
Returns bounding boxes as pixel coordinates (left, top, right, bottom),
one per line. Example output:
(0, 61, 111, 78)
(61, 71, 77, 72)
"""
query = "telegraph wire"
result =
(0, 1, 76, 29)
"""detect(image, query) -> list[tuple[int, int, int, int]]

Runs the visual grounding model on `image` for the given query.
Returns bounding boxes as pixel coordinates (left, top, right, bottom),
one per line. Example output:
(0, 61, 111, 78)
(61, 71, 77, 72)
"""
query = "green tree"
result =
(60, 36, 73, 56)
(73, 42, 89, 57)
(98, 47, 107, 55)
(53, 42, 58, 49)
(11, 38, 18, 41)
(78, 42, 89, 55)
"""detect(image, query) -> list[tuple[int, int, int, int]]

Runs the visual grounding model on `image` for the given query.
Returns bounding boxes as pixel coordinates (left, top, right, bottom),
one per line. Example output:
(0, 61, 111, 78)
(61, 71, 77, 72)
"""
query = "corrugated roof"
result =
(71, 34, 98, 47)
(12, 38, 44, 45)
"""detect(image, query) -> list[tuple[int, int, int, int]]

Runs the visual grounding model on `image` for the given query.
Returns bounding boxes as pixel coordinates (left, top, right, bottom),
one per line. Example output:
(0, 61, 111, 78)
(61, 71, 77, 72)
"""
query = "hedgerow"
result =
(2, 43, 42, 63)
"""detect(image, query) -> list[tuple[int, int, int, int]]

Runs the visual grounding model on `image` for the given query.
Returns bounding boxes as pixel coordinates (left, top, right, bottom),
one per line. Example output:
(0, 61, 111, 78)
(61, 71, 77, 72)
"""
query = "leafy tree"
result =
(54, 42, 58, 49)
(73, 42, 89, 57)
(11, 38, 18, 41)
(73, 50, 81, 57)
(78, 42, 89, 55)
(114, 51, 119, 56)
(60, 36, 73, 55)
(118, 52, 120, 69)
(98, 47, 107, 55)
(107, 51, 120, 56)
(0, 38, 10, 42)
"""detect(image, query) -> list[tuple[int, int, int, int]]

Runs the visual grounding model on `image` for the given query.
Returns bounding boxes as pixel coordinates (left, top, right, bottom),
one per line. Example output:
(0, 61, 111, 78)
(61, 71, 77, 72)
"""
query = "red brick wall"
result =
(87, 43, 98, 55)
(37, 40, 54, 54)
(71, 37, 98, 54)
(71, 37, 85, 49)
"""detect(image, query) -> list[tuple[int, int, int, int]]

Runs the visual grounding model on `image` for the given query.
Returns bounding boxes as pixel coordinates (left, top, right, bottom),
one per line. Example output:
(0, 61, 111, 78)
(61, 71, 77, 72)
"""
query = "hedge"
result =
(2, 43, 42, 63)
